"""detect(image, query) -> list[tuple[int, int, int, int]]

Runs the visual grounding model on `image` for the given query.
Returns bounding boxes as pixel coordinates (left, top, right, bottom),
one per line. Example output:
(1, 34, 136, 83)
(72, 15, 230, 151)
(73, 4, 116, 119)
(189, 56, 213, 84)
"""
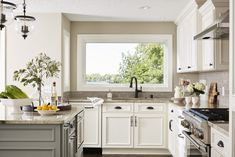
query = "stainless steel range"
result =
(181, 108, 229, 157)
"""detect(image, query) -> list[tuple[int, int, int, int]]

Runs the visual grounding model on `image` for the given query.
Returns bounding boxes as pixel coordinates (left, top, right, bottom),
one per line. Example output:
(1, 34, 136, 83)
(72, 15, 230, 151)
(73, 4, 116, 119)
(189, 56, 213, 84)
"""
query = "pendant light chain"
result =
(15, 0, 36, 39)
(23, 0, 26, 16)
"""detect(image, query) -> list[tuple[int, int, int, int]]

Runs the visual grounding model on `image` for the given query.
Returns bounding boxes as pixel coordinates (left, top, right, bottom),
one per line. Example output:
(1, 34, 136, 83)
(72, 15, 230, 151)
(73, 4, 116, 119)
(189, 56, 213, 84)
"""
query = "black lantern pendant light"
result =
(15, 0, 36, 39)
(0, 0, 17, 30)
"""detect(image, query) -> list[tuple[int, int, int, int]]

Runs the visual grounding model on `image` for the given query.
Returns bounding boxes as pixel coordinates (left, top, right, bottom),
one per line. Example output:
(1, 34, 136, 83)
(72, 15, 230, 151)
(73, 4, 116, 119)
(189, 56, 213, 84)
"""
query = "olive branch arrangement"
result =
(13, 53, 61, 106)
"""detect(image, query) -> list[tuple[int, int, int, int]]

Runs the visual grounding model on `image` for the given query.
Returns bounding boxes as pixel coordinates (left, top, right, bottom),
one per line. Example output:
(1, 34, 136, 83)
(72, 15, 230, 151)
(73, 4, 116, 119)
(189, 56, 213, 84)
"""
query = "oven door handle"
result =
(182, 131, 209, 153)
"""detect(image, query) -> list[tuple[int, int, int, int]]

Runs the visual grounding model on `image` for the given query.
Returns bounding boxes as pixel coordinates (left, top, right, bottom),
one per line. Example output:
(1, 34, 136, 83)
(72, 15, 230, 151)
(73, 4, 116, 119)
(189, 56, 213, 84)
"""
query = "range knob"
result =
(181, 120, 190, 129)
(194, 128, 204, 139)
(198, 132, 204, 139)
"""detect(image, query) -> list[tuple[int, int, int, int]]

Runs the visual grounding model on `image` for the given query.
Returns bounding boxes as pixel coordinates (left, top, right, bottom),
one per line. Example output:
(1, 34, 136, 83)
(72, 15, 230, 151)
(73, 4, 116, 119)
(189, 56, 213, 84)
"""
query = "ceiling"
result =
(9, 0, 190, 21)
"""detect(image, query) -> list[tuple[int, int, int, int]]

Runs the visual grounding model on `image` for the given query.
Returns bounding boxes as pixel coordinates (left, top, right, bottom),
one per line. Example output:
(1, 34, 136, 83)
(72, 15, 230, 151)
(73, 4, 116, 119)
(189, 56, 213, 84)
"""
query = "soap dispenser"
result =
(107, 89, 112, 100)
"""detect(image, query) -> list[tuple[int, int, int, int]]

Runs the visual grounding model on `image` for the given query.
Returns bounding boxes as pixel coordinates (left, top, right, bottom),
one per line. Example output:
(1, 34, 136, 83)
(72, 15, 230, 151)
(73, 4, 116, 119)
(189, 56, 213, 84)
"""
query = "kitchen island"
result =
(0, 106, 84, 157)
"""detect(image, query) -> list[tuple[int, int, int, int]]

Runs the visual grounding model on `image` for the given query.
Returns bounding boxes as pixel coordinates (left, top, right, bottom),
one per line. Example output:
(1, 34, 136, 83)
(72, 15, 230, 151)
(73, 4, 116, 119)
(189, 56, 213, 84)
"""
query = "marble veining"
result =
(0, 106, 84, 124)
(208, 121, 229, 136)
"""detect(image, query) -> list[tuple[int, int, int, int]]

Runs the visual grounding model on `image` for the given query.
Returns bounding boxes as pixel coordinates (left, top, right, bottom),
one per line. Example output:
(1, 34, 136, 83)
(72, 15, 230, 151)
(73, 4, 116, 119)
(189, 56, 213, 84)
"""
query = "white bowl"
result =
(35, 109, 60, 116)
(0, 99, 32, 113)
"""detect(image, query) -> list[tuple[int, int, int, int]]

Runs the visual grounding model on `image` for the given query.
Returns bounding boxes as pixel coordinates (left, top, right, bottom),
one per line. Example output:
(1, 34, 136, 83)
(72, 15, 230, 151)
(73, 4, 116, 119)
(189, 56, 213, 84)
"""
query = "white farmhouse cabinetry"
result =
(168, 103, 186, 157)
(83, 106, 101, 147)
(168, 104, 176, 155)
(176, 1, 202, 73)
(69, 102, 102, 148)
(134, 103, 166, 148)
(211, 128, 229, 157)
(176, 0, 229, 73)
(199, 0, 229, 71)
(102, 113, 133, 148)
(102, 103, 167, 149)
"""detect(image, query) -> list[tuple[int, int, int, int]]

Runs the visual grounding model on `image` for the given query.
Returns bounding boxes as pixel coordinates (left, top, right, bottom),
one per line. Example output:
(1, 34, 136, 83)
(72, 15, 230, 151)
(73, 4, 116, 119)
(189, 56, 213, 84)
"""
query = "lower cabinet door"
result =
(83, 106, 101, 147)
(134, 114, 166, 148)
(102, 113, 133, 148)
(211, 148, 224, 157)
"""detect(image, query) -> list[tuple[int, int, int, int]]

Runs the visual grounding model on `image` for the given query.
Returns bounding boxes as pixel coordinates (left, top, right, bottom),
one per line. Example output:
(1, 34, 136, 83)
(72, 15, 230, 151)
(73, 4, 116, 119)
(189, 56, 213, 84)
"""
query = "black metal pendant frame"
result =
(0, 0, 17, 30)
(14, 0, 36, 39)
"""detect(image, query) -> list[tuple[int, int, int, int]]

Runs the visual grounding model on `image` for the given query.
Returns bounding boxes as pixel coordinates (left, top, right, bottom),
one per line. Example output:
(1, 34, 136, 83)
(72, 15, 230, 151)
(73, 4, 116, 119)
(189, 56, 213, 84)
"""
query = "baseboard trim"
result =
(102, 148, 171, 155)
(83, 148, 102, 154)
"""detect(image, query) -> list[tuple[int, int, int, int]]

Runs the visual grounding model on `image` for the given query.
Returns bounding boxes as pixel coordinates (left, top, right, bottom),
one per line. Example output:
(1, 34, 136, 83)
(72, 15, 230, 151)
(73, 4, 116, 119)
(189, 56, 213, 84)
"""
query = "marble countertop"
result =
(68, 98, 170, 103)
(208, 121, 229, 136)
(0, 106, 84, 124)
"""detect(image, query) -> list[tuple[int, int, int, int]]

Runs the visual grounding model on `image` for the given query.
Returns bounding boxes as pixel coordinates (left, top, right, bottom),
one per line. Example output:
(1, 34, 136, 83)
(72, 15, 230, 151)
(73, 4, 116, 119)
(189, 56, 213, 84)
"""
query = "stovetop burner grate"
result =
(189, 108, 229, 121)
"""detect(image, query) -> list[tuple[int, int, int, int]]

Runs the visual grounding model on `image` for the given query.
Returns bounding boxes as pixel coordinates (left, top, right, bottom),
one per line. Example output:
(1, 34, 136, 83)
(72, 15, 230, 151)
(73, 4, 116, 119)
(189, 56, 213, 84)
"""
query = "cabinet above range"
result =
(176, 0, 229, 73)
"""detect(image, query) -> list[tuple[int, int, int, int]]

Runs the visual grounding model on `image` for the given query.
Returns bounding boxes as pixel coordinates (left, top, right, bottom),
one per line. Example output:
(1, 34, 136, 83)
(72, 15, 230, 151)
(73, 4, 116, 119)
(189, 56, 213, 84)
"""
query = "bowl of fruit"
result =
(35, 104, 60, 116)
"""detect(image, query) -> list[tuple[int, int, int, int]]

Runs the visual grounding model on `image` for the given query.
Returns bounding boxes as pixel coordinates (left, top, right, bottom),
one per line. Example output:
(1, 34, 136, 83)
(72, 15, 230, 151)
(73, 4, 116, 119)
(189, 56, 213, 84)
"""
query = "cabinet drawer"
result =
(211, 128, 229, 157)
(134, 103, 165, 113)
(103, 103, 133, 113)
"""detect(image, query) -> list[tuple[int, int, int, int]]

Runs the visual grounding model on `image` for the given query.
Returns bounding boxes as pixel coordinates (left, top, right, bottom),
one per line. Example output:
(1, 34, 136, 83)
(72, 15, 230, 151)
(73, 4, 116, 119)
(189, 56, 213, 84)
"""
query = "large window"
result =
(0, 29, 5, 91)
(77, 35, 172, 91)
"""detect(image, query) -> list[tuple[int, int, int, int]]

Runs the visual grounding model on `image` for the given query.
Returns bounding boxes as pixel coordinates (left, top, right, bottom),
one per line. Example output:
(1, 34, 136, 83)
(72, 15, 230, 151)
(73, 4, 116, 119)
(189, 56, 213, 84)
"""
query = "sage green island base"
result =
(0, 106, 84, 157)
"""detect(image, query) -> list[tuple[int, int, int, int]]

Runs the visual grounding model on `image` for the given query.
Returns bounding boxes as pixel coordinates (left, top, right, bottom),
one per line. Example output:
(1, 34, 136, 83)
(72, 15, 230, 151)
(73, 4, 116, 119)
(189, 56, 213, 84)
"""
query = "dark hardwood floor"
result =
(83, 153, 172, 157)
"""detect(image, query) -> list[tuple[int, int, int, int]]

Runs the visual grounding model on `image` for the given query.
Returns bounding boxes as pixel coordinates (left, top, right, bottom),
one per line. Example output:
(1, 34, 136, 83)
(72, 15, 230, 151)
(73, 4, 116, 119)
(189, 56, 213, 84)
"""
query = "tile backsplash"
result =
(63, 91, 173, 101)
(198, 71, 229, 107)
(63, 71, 229, 108)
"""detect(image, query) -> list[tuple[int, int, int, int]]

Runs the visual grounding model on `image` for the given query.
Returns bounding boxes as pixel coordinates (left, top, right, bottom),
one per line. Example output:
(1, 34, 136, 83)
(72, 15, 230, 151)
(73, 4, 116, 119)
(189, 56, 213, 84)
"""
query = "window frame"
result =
(0, 28, 6, 92)
(77, 34, 173, 92)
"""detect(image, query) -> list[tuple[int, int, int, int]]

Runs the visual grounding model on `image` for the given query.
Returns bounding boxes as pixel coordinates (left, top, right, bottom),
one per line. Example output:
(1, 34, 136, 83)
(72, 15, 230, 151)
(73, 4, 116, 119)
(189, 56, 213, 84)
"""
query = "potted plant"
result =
(187, 82, 205, 105)
(13, 53, 61, 106)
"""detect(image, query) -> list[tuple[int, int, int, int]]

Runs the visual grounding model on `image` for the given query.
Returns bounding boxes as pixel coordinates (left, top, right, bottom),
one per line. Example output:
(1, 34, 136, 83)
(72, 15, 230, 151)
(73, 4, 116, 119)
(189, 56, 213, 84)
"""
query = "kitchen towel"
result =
(87, 97, 104, 107)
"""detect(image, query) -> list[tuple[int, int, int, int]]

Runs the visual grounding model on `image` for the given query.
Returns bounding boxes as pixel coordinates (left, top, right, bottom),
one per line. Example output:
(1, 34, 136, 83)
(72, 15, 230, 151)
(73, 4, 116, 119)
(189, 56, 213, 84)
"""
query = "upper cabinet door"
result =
(176, 0, 229, 73)
(176, 2, 201, 73)
(199, 0, 229, 71)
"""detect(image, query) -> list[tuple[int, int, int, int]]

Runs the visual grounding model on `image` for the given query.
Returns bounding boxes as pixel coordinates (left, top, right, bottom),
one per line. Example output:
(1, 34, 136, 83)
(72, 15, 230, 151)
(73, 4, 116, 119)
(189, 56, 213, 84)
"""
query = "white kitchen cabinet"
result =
(199, 0, 229, 71)
(168, 104, 176, 155)
(83, 106, 101, 147)
(102, 113, 133, 148)
(134, 114, 166, 148)
(211, 127, 229, 157)
(176, 1, 202, 73)
(102, 103, 167, 149)
(211, 148, 223, 157)
(69, 102, 101, 148)
(168, 103, 186, 157)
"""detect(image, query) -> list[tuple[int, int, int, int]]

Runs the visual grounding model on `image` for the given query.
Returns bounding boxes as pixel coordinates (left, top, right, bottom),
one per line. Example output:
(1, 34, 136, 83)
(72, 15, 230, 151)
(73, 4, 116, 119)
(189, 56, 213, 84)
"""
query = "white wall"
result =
(61, 14, 71, 92)
(0, 28, 6, 91)
(6, 13, 63, 96)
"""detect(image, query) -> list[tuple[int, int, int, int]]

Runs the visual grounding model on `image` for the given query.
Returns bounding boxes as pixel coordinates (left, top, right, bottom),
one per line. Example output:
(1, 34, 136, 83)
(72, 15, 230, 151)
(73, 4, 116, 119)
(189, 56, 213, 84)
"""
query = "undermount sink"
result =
(112, 97, 154, 100)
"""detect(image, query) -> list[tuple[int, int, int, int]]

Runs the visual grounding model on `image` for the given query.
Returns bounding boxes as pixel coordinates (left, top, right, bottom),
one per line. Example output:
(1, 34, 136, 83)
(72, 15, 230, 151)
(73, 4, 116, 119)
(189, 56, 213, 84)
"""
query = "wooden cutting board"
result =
(208, 82, 219, 104)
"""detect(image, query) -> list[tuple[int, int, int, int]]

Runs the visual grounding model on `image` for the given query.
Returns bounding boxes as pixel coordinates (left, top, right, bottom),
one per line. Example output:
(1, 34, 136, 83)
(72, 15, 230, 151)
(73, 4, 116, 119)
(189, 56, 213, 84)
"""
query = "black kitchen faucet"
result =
(129, 76, 142, 98)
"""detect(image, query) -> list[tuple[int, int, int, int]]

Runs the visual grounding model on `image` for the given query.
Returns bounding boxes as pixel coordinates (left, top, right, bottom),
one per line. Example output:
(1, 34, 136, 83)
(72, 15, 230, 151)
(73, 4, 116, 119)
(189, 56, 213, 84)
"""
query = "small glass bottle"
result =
(51, 82, 58, 105)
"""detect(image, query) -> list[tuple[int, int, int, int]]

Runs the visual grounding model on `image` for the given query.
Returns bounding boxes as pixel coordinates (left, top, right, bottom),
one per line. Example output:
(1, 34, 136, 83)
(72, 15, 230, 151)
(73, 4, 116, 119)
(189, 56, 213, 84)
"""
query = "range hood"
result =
(194, 10, 229, 40)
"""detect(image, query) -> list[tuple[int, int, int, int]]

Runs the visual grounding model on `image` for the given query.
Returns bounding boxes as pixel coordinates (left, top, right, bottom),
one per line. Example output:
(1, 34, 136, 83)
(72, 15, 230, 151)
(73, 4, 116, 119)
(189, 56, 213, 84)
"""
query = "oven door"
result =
(183, 131, 211, 157)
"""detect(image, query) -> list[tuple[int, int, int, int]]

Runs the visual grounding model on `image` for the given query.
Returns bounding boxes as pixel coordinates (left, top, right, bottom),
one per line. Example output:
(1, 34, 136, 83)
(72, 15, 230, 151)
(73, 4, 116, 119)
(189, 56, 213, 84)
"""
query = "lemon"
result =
(52, 105, 58, 110)
(37, 106, 42, 110)
(42, 106, 48, 110)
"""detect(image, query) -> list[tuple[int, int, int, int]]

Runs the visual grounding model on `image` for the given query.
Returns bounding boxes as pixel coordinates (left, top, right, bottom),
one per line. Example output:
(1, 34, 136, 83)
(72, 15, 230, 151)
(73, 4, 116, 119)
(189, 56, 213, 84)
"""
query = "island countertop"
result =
(0, 106, 84, 124)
